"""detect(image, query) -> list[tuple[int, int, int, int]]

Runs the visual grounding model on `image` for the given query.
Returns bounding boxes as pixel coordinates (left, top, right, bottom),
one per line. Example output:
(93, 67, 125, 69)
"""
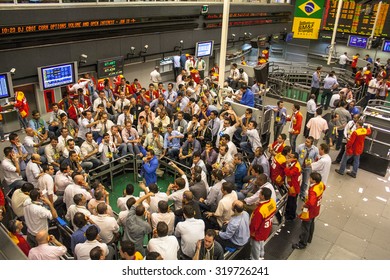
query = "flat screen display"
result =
(285, 33, 293, 42)
(0, 72, 14, 100)
(195, 41, 214, 57)
(38, 62, 77, 91)
(347, 35, 368, 49)
(97, 56, 124, 78)
(382, 40, 390, 52)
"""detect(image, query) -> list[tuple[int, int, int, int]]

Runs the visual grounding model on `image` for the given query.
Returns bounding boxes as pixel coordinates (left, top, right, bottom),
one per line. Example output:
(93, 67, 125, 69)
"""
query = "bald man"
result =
(23, 127, 46, 163)
(174, 190, 202, 221)
(63, 174, 93, 209)
(25, 153, 43, 188)
(215, 200, 250, 250)
(28, 230, 67, 260)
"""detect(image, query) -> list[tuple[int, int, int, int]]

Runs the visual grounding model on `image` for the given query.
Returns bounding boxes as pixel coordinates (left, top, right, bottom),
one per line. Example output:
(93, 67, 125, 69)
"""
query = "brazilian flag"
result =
(292, 0, 325, 39)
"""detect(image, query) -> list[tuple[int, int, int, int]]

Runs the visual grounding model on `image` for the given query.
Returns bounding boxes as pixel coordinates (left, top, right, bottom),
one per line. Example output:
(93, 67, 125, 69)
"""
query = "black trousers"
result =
(299, 218, 315, 246)
(285, 195, 298, 220)
(216, 235, 240, 251)
(310, 87, 320, 103)
(303, 113, 315, 138)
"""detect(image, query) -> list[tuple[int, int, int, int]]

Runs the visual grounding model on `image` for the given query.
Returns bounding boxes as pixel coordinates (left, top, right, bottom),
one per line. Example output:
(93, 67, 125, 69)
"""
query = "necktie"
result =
(211, 120, 214, 129)
(103, 123, 107, 134)
(101, 98, 104, 105)
(120, 100, 124, 112)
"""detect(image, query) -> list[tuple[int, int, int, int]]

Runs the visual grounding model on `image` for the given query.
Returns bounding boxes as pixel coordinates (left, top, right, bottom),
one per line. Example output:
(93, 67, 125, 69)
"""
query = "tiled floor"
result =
(261, 97, 390, 260)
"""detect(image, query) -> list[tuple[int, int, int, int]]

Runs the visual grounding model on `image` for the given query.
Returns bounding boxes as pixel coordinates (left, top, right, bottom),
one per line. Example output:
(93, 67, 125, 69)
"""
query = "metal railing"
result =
(267, 62, 361, 104)
(89, 154, 137, 191)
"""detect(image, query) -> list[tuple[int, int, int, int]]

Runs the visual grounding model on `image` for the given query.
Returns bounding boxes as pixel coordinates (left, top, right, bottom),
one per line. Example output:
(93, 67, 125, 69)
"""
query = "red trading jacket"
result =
(68, 104, 85, 124)
(115, 84, 132, 97)
(364, 70, 372, 85)
(0, 188, 5, 208)
(270, 153, 287, 186)
(284, 160, 302, 197)
(130, 82, 142, 95)
(300, 182, 325, 221)
(271, 141, 285, 154)
(351, 55, 359, 68)
(190, 69, 201, 84)
(287, 111, 303, 135)
(346, 127, 371, 156)
(355, 71, 363, 86)
(145, 90, 159, 102)
(250, 199, 276, 241)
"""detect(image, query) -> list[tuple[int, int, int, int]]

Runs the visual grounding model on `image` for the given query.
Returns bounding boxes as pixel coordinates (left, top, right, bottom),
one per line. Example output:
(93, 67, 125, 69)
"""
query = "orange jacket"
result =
(287, 111, 303, 135)
(346, 127, 371, 156)
(300, 182, 325, 221)
(250, 199, 276, 241)
(14, 91, 29, 118)
(284, 160, 302, 197)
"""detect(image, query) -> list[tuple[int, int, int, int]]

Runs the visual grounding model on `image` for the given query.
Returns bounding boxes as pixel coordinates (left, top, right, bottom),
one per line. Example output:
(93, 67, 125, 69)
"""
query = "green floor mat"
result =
(108, 172, 176, 213)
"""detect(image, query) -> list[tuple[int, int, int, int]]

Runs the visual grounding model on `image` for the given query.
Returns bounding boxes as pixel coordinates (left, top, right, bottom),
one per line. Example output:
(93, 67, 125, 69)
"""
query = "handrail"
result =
(89, 154, 135, 191)
(367, 99, 390, 108)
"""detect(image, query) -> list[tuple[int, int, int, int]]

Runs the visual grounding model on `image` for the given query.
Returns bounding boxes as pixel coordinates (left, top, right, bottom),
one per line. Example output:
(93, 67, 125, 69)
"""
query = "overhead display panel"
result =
(322, 0, 390, 37)
(347, 35, 368, 48)
(37, 62, 78, 91)
(97, 56, 124, 79)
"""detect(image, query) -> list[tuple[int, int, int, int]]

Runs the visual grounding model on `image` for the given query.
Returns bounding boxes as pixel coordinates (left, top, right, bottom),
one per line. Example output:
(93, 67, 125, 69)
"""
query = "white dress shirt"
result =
(26, 161, 42, 188)
(214, 191, 238, 227)
(38, 173, 57, 202)
(244, 182, 276, 205)
(11, 189, 29, 218)
(45, 144, 61, 165)
(89, 214, 119, 244)
(28, 243, 67, 260)
(147, 235, 180, 260)
(74, 240, 108, 260)
(64, 184, 92, 210)
(117, 195, 138, 211)
(311, 154, 332, 185)
(54, 171, 73, 193)
(150, 69, 162, 83)
(175, 218, 205, 258)
(167, 175, 189, 210)
(151, 212, 175, 235)
(115, 98, 131, 113)
(23, 198, 53, 236)
(65, 205, 91, 230)
(1, 158, 23, 185)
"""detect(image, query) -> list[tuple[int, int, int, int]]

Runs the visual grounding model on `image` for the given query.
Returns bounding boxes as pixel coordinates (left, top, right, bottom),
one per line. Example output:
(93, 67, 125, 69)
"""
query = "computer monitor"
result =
(195, 40, 214, 57)
(0, 72, 14, 100)
(37, 61, 78, 91)
(347, 35, 368, 49)
(382, 40, 390, 53)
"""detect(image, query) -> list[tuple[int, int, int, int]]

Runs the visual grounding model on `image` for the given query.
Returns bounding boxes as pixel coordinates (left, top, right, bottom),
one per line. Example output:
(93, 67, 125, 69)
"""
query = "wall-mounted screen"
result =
(285, 33, 293, 42)
(195, 40, 214, 57)
(0, 72, 14, 100)
(38, 62, 78, 91)
(382, 40, 390, 52)
(97, 56, 124, 79)
(347, 35, 368, 49)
